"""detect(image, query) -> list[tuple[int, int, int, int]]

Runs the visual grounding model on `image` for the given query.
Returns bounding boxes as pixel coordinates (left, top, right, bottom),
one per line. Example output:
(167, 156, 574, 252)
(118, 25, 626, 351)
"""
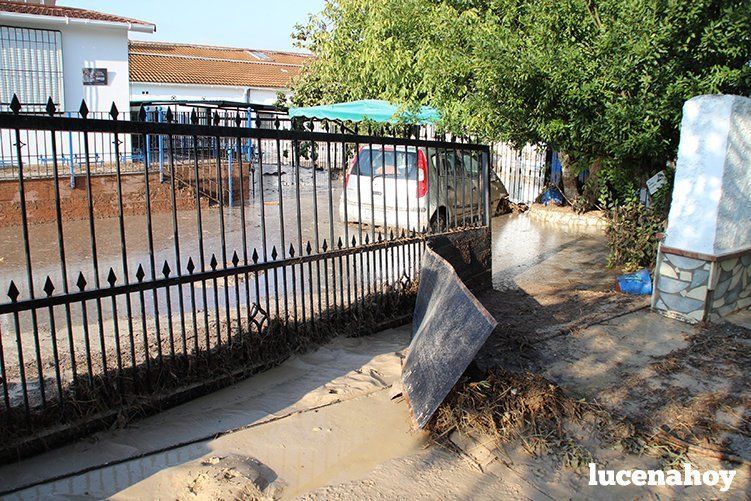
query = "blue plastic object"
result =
(616, 269, 653, 295)
(540, 186, 564, 206)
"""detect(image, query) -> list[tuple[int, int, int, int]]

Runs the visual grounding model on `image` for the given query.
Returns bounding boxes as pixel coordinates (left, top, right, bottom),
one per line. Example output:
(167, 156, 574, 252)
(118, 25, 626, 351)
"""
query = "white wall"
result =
(665, 94, 751, 255)
(61, 25, 130, 114)
(2, 19, 130, 114)
(1, 21, 131, 166)
(130, 82, 284, 106)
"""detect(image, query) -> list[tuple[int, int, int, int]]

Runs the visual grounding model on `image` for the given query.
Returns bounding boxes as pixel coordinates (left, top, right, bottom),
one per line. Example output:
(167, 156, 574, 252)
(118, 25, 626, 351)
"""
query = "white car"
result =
(339, 144, 508, 232)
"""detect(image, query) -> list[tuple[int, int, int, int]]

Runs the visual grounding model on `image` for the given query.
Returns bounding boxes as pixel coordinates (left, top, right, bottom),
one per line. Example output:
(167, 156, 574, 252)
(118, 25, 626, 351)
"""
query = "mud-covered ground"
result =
(468, 213, 751, 497)
(1, 212, 749, 499)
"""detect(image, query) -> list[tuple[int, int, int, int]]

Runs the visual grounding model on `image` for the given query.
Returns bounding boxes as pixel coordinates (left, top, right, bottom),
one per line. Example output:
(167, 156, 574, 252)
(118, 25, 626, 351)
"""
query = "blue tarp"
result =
(288, 99, 440, 124)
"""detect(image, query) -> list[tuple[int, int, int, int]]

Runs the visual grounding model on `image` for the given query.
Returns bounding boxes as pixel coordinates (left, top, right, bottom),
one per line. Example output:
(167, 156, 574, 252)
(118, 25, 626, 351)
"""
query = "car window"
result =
(356, 148, 417, 178)
(439, 150, 463, 175)
(462, 152, 481, 176)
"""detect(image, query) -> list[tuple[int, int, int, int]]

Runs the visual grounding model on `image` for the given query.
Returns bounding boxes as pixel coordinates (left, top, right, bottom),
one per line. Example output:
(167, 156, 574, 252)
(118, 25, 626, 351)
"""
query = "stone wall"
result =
(652, 246, 751, 323)
(527, 204, 607, 233)
(709, 252, 751, 320)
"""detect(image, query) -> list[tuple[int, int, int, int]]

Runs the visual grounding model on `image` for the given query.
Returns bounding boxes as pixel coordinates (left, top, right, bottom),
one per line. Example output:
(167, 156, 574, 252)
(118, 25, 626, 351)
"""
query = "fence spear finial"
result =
(43, 276, 55, 296)
(79, 100, 89, 119)
(46, 97, 57, 117)
(76, 271, 88, 290)
(107, 268, 117, 286)
(135, 265, 145, 282)
(7, 281, 19, 301)
(9, 94, 21, 114)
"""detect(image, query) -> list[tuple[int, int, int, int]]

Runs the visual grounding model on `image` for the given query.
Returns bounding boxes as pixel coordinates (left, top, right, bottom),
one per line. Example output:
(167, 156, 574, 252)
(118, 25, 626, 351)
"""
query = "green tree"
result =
(292, 0, 751, 197)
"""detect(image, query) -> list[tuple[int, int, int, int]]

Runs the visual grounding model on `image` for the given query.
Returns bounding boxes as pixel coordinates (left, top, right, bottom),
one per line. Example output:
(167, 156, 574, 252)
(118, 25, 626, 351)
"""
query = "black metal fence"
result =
(0, 95, 491, 456)
(0, 107, 311, 183)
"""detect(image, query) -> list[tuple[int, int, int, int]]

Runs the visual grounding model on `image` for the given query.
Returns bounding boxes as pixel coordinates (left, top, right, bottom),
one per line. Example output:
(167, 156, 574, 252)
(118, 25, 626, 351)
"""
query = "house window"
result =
(1, 26, 64, 112)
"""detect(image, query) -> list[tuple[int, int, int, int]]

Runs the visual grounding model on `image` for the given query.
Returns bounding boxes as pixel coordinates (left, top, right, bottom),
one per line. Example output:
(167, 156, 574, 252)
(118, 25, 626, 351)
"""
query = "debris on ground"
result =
(509, 202, 528, 214)
(427, 368, 583, 444)
(539, 186, 565, 206)
(425, 367, 732, 474)
(174, 454, 284, 501)
(402, 247, 497, 428)
(615, 268, 653, 295)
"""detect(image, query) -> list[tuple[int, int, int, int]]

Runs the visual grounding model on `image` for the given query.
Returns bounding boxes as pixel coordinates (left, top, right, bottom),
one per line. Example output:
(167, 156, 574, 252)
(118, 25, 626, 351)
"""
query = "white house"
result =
(0, 1, 311, 167)
(0, 0, 155, 114)
(128, 41, 312, 107)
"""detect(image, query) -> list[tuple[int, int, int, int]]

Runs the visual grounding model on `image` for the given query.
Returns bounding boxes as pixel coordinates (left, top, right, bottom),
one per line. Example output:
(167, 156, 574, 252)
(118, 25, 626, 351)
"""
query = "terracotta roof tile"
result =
(129, 42, 312, 89)
(0, 1, 154, 28)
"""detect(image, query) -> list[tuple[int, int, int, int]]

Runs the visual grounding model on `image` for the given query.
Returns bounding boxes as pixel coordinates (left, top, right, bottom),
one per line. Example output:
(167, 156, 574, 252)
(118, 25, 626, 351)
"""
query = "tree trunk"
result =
(558, 151, 579, 201)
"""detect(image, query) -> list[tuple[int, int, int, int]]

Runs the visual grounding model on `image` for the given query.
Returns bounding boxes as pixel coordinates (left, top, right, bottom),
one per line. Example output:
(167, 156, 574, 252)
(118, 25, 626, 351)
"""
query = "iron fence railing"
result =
(0, 95, 491, 455)
(0, 107, 305, 182)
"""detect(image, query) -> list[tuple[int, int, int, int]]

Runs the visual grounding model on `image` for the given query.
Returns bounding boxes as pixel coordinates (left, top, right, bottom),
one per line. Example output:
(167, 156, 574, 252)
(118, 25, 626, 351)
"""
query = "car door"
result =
(462, 151, 482, 222)
(346, 146, 376, 225)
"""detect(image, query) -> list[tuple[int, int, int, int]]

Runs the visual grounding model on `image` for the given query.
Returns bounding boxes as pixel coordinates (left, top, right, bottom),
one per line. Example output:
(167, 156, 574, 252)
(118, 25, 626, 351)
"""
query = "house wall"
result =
(1, 21, 132, 166)
(1, 19, 131, 113)
(61, 25, 131, 114)
(130, 83, 284, 106)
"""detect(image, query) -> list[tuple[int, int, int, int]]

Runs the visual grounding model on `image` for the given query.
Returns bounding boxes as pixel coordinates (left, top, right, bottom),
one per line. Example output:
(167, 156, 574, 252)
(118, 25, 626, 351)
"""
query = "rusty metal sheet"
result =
(402, 246, 497, 428)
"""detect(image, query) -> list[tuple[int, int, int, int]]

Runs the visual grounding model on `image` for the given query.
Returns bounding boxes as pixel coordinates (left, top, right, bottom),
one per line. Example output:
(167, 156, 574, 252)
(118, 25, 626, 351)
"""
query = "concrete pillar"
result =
(652, 95, 751, 323)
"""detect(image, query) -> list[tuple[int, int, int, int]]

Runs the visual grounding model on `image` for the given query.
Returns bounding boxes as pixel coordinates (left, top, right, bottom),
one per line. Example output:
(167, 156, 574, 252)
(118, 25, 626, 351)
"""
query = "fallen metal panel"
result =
(402, 246, 498, 428)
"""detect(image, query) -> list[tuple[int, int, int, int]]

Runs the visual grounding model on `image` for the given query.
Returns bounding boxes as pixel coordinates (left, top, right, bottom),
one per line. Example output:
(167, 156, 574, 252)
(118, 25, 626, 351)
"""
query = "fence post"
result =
(158, 107, 164, 183)
(482, 148, 491, 227)
(245, 107, 252, 162)
(145, 109, 151, 171)
(67, 111, 75, 188)
(247, 107, 255, 202)
(228, 147, 234, 208)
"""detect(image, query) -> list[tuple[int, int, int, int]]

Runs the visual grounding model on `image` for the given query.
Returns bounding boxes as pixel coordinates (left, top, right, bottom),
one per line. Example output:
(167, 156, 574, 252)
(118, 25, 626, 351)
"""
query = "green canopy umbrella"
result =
(288, 99, 440, 124)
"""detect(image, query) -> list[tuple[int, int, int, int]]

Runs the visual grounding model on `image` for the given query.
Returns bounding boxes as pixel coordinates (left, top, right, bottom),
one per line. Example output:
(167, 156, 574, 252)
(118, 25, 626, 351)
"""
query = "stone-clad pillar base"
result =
(652, 245, 751, 323)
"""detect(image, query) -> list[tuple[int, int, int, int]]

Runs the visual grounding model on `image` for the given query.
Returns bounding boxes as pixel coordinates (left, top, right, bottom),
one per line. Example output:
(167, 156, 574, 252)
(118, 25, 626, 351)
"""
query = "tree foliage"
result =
(292, 0, 751, 177)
